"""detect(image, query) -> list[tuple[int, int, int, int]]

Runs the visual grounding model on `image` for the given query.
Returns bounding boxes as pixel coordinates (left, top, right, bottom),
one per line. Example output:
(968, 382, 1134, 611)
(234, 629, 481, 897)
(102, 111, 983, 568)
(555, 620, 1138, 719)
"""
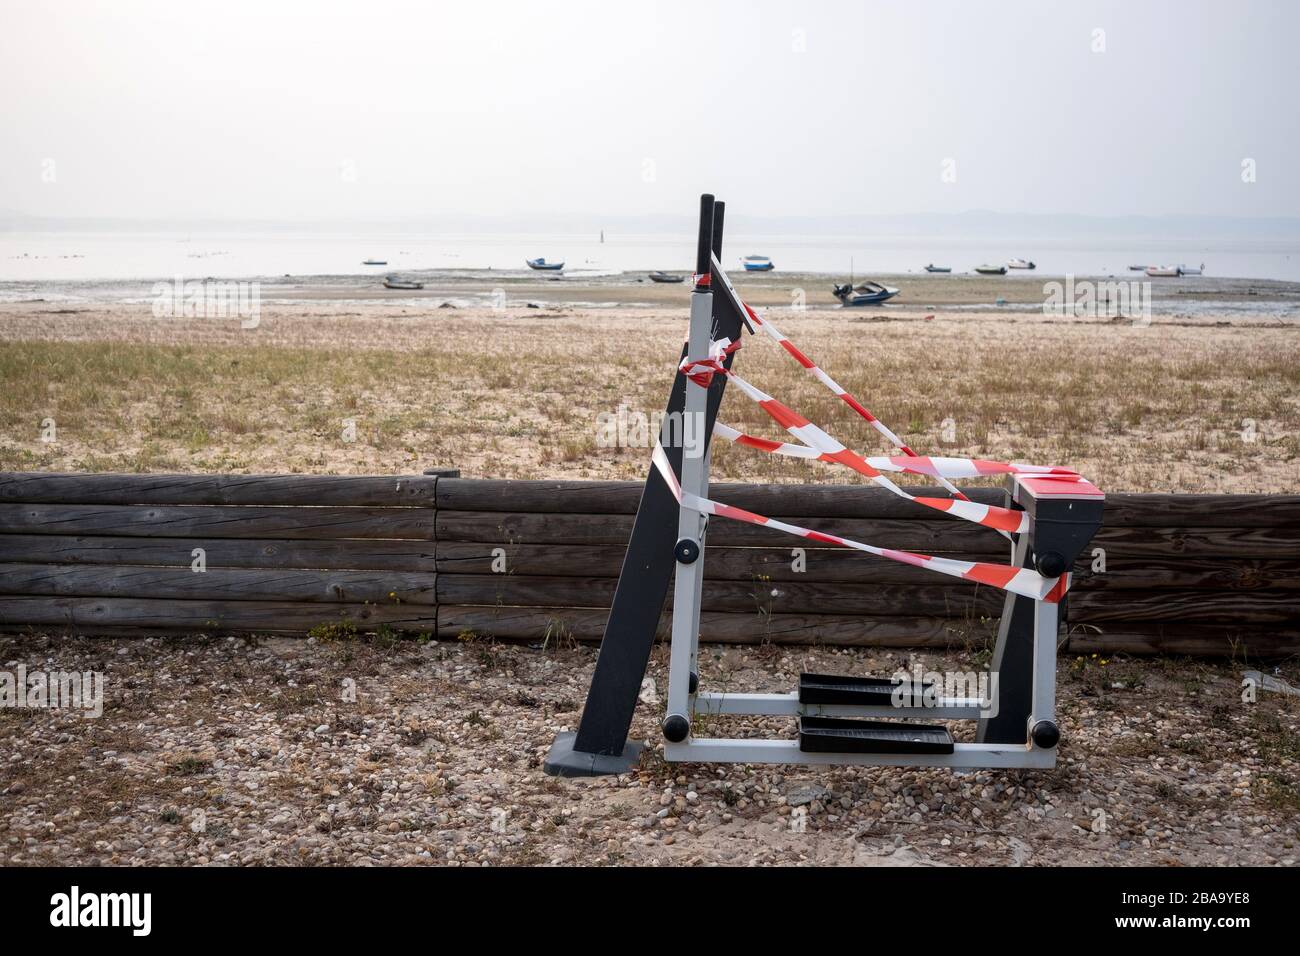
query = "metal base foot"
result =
(543, 731, 644, 778)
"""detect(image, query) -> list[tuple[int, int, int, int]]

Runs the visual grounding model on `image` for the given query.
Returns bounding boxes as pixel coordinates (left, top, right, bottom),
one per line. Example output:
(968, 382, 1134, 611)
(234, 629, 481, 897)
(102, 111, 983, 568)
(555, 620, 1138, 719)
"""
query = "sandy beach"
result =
(1, 273, 1297, 493)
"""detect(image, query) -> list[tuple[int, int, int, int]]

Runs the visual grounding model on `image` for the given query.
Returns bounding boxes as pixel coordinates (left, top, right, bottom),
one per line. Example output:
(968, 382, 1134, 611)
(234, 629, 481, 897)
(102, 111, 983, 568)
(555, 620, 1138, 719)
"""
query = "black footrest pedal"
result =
(799, 672, 935, 707)
(799, 716, 954, 755)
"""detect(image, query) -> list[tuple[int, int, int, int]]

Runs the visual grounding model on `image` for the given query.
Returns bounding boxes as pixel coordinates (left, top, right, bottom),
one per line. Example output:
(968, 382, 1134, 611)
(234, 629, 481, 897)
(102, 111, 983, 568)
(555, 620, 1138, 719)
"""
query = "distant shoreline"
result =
(3, 269, 1299, 318)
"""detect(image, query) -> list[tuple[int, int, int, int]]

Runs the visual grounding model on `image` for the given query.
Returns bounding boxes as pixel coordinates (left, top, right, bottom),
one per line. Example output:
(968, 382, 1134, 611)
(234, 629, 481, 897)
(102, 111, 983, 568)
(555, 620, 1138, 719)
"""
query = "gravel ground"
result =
(1, 632, 1296, 867)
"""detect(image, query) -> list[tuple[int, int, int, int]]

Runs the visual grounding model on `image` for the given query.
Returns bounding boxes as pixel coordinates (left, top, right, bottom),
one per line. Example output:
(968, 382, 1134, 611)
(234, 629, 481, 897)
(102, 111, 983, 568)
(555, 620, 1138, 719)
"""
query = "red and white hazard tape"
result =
(646, 257, 1099, 603)
(652, 443, 1069, 603)
(709, 253, 972, 503)
(682, 342, 1040, 534)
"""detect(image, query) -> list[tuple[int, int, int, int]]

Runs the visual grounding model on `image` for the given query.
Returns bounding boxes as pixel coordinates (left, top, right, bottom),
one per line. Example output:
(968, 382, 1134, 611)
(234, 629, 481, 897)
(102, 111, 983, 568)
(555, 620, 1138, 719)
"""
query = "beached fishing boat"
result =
(526, 258, 565, 271)
(923, 263, 952, 273)
(1128, 264, 1148, 271)
(383, 276, 424, 290)
(362, 258, 387, 266)
(975, 264, 1007, 275)
(1145, 265, 1179, 277)
(1007, 258, 1036, 270)
(743, 255, 775, 272)
(1177, 263, 1205, 276)
(648, 272, 685, 284)
(832, 280, 900, 307)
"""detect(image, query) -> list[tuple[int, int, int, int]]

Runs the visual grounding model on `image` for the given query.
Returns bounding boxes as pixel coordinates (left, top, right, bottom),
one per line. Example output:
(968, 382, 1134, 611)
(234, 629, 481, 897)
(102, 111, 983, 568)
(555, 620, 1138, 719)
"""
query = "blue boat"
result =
(833, 280, 900, 307)
(526, 258, 565, 271)
(742, 255, 774, 272)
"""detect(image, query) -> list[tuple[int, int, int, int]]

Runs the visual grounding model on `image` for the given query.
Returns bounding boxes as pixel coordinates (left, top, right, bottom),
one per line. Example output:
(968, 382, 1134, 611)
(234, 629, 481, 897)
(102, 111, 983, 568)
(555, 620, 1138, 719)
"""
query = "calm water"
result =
(3, 231, 1300, 287)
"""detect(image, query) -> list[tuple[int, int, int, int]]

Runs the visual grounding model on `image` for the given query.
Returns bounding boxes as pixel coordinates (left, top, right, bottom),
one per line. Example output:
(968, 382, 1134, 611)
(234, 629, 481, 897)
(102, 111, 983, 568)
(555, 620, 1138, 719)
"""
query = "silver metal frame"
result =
(660, 273, 1063, 771)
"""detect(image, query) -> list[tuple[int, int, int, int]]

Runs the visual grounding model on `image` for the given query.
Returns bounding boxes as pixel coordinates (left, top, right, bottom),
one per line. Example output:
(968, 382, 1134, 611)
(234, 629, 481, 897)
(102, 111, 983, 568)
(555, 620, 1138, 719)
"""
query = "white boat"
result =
(1007, 258, 1036, 270)
(1145, 266, 1179, 277)
(1177, 263, 1205, 276)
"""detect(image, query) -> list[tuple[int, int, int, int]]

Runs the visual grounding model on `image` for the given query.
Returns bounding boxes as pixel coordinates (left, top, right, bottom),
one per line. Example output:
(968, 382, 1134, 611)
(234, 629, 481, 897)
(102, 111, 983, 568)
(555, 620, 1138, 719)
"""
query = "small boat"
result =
(1177, 263, 1205, 276)
(526, 258, 565, 271)
(362, 259, 388, 266)
(974, 264, 1007, 275)
(742, 255, 775, 272)
(1145, 265, 1179, 277)
(1127, 264, 1148, 271)
(924, 264, 952, 273)
(832, 280, 900, 307)
(1007, 258, 1036, 270)
(383, 276, 424, 290)
(648, 272, 685, 284)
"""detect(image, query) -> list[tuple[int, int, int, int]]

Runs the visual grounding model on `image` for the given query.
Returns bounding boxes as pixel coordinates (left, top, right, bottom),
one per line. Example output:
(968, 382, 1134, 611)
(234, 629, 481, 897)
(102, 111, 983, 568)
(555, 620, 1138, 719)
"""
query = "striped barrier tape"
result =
(709, 252, 972, 504)
(644, 256, 1098, 601)
(652, 442, 1069, 603)
(682, 342, 1043, 534)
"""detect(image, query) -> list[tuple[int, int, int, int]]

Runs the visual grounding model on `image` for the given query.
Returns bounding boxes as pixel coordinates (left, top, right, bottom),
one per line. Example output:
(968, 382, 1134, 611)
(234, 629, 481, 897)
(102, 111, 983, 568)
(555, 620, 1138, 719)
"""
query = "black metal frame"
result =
(544, 194, 750, 776)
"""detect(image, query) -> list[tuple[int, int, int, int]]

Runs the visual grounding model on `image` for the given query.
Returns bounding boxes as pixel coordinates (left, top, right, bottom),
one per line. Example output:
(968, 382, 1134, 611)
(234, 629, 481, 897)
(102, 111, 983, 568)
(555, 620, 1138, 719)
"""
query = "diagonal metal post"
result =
(544, 194, 749, 776)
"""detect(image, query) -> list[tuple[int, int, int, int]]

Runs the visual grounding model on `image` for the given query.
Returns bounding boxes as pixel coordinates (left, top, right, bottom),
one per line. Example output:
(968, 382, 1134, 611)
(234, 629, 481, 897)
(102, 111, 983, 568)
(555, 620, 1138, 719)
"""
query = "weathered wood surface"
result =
(435, 479, 1300, 528)
(1066, 622, 1300, 656)
(440, 605, 1297, 655)
(437, 605, 993, 647)
(435, 510, 1298, 556)
(0, 563, 436, 605)
(436, 542, 1300, 591)
(435, 573, 1000, 617)
(1098, 494, 1300, 528)
(0, 534, 436, 571)
(1071, 589, 1298, 624)
(1070, 558, 1300, 591)
(435, 575, 1299, 623)
(435, 478, 1005, 518)
(0, 504, 433, 540)
(436, 510, 1006, 551)
(0, 472, 440, 506)
(0, 597, 437, 633)
(435, 542, 999, 583)
(1, 471, 1297, 656)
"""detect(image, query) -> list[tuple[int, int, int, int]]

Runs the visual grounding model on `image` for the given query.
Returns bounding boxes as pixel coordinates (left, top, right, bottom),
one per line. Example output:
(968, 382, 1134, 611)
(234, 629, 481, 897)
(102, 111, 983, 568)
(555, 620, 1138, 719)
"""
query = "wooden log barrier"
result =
(0, 471, 1295, 656)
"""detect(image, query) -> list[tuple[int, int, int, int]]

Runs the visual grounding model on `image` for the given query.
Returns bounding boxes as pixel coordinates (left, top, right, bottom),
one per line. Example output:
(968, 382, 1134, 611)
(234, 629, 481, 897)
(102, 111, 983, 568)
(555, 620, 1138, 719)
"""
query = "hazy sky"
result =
(2, 0, 1297, 224)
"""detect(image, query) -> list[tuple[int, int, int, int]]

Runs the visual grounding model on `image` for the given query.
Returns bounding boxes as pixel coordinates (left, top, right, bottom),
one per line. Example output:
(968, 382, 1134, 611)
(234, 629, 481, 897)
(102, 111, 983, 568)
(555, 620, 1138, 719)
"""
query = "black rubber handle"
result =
(695, 194, 715, 278)
(711, 200, 726, 259)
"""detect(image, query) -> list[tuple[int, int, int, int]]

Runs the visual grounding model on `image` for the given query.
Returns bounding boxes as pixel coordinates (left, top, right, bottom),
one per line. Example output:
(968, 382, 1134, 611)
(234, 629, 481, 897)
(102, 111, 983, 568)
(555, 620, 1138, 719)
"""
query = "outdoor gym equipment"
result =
(544, 195, 1104, 776)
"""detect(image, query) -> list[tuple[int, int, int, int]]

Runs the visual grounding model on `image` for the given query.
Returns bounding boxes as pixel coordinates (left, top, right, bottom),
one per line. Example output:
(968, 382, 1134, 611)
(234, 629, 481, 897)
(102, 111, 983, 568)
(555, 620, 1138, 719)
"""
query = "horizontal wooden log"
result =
(1066, 623, 1300, 658)
(0, 563, 435, 605)
(0, 504, 433, 540)
(436, 478, 1005, 518)
(0, 472, 438, 506)
(437, 510, 1297, 556)
(0, 534, 435, 571)
(1090, 526, 1300, 558)
(435, 574, 999, 617)
(0, 597, 436, 634)
(437, 605, 996, 648)
(439, 543, 1300, 592)
(1072, 589, 1299, 625)
(437, 479, 1300, 528)
(1102, 494, 1300, 528)
(1071, 557, 1300, 591)
(436, 511, 1005, 551)
(436, 542, 1001, 582)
